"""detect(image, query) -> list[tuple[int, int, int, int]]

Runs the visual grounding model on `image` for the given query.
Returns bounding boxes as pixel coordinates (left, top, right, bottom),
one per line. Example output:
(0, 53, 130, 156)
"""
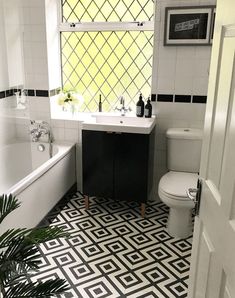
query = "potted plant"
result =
(57, 89, 84, 115)
(0, 194, 70, 297)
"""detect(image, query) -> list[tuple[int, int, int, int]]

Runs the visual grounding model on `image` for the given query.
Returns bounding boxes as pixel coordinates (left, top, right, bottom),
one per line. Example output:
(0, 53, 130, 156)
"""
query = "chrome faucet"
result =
(115, 95, 132, 116)
(29, 120, 53, 157)
(30, 120, 51, 141)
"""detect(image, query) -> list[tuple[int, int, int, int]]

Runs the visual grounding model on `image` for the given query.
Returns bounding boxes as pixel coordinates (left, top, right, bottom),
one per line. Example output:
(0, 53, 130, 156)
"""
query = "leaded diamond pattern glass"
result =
(62, 0, 154, 22)
(61, 31, 154, 112)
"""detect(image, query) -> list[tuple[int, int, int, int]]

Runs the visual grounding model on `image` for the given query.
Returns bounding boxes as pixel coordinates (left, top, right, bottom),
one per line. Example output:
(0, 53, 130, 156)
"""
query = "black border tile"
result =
(157, 94, 174, 102)
(27, 89, 35, 96)
(5, 89, 14, 97)
(175, 95, 191, 103)
(36, 90, 49, 97)
(192, 95, 207, 104)
(151, 94, 156, 102)
(13, 88, 21, 93)
(0, 91, 5, 99)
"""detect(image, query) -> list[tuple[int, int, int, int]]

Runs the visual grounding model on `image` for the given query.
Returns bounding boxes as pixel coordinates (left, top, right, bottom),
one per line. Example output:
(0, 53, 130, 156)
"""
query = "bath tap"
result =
(30, 128, 42, 142)
(115, 95, 132, 116)
(30, 120, 49, 141)
(29, 120, 53, 157)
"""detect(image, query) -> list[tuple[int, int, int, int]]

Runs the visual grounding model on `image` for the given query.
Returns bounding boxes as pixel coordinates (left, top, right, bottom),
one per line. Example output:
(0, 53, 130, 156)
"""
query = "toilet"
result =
(158, 128, 202, 239)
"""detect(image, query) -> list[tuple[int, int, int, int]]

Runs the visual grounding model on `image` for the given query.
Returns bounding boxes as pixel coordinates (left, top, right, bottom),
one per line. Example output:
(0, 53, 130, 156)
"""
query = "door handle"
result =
(187, 178, 202, 216)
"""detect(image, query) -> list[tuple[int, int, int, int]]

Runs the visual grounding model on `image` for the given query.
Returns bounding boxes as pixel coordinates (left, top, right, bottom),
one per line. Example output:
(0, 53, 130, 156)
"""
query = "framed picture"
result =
(164, 6, 215, 46)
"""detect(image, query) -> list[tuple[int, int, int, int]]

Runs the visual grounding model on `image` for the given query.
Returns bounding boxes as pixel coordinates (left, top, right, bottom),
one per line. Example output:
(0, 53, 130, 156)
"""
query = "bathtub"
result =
(0, 141, 76, 232)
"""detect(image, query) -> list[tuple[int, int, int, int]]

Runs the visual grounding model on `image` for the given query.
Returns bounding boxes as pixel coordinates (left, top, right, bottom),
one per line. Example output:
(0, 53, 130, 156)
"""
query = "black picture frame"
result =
(164, 6, 215, 46)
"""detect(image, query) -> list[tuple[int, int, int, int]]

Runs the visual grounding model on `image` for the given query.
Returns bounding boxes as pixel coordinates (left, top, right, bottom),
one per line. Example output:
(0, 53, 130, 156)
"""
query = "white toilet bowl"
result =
(158, 171, 198, 239)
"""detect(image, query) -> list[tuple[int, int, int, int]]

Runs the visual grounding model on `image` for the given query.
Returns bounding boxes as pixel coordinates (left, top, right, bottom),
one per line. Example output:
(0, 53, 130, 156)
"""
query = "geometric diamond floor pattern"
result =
(33, 191, 193, 298)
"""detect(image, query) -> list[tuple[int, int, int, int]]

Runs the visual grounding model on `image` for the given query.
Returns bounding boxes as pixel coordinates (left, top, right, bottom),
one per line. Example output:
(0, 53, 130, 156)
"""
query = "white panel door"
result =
(188, 25, 235, 298)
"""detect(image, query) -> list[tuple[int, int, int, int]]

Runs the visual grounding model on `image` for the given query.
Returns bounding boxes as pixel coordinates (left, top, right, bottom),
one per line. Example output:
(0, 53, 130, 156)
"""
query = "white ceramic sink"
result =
(82, 113, 156, 134)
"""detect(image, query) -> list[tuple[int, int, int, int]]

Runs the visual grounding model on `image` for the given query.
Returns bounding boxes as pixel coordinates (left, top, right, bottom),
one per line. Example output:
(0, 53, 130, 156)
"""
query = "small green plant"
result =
(0, 194, 70, 297)
(57, 88, 84, 114)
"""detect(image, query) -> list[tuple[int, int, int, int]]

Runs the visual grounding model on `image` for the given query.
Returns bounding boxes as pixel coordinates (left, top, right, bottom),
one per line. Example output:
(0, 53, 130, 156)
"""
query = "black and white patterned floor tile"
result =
(33, 191, 193, 298)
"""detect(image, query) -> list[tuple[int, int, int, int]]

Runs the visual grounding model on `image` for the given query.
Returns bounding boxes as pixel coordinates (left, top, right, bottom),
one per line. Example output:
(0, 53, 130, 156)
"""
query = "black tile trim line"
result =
(175, 95, 191, 103)
(151, 94, 156, 102)
(157, 94, 174, 102)
(192, 95, 207, 104)
(157, 94, 207, 104)
(0, 87, 61, 99)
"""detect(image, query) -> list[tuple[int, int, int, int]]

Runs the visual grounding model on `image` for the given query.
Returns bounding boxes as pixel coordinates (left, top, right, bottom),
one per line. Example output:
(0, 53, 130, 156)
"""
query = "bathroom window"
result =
(60, 0, 155, 112)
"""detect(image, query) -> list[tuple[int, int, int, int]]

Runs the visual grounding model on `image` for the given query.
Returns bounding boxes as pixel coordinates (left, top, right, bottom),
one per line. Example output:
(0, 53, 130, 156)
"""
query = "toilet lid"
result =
(159, 171, 198, 199)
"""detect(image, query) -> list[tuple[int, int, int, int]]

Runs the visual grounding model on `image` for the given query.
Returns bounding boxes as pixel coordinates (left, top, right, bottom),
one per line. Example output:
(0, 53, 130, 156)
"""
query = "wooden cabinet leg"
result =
(85, 195, 89, 209)
(141, 203, 145, 218)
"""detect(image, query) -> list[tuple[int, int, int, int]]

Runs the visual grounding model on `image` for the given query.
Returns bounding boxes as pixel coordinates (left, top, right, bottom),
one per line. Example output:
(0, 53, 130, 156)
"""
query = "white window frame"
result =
(59, 21, 154, 32)
(59, 1, 156, 113)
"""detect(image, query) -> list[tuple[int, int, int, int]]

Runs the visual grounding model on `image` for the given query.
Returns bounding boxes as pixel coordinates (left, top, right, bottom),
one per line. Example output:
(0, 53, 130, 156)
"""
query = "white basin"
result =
(82, 113, 156, 134)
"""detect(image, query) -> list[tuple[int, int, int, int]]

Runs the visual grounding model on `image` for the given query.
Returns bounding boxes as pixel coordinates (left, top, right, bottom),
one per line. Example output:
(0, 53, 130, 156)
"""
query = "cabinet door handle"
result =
(106, 131, 113, 134)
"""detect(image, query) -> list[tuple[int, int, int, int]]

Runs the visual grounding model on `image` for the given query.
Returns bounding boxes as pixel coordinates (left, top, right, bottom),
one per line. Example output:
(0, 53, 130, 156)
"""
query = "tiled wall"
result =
(1, 0, 216, 200)
(0, 0, 20, 147)
(151, 0, 216, 201)
(22, 0, 49, 90)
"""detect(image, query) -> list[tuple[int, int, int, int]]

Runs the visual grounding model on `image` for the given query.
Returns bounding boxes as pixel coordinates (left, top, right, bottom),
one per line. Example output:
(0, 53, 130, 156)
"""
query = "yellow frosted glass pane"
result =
(94, 53, 105, 68)
(62, 0, 154, 22)
(88, 43, 99, 57)
(107, 11, 119, 22)
(100, 64, 112, 77)
(61, 31, 153, 112)
(108, 53, 118, 68)
(114, 44, 126, 59)
(89, 62, 100, 73)
(107, 73, 118, 85)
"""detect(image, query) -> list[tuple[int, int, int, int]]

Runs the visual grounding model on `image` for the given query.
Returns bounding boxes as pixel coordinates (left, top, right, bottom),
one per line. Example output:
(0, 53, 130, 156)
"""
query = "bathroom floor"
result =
(33, 191, 193, 298)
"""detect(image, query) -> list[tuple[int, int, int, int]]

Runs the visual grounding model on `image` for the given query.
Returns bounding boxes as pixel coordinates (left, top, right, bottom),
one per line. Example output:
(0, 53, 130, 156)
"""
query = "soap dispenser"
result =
(144, 96, 152, 118)
(136, 93, 144, 117)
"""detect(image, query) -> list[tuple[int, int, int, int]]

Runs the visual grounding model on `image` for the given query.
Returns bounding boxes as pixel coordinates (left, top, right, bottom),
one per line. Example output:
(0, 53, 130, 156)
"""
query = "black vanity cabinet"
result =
(82, 128, 155, 211)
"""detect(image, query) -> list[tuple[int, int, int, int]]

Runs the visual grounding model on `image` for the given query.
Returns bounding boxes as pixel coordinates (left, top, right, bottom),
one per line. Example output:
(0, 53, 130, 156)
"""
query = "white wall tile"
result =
(158, 44, 177, 60)
(174, 77, 193, 94)
(45, 0, 61, 90)
(158, 58, 176, 77)
(64, 128, 78, 142)
(29, 6, 45, 25)
(192, 77, 209, 95)
(64, 120, 79, 129)
(31, 42, 47, 59)
(155, 149, 167, 167)
(51, 127, 64, 141)
(194, 59, 210, 77)
(157, 77, 175, 94)
(51, 119, 65, 128)
(35, 74, 49, 90)
(151, 0, 215, 201)
(175, 59, 196, 78)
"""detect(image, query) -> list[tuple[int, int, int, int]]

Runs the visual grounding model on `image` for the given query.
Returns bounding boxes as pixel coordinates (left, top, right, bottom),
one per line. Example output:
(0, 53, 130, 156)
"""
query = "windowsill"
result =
(51, 111, 93, 122)
(50, 110, 137, 122)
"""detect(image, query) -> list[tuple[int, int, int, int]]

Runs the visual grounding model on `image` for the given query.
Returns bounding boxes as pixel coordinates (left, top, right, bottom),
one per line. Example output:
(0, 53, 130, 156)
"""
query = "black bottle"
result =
(136, 93, 144, 117)
(98, 94, 102, 112)
(144, 97, 152, 118)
